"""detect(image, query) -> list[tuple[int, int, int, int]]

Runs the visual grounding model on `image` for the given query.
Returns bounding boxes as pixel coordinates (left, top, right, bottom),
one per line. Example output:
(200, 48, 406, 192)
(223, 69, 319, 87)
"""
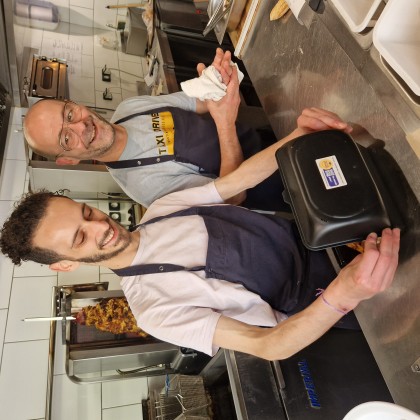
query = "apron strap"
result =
(106, 154, 189, 170)
(112, 263, 205, 276)
(113, 207, 206, 276)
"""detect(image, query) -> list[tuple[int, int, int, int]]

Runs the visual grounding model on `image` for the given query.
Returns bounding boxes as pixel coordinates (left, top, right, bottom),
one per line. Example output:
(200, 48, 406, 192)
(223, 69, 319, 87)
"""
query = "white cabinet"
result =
(27, 159, 124, 196)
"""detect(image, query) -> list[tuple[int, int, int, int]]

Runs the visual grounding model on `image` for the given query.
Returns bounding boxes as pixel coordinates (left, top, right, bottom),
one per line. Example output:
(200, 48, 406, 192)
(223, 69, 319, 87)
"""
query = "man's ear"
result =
(56, 156, 80, 166)
(49, 260, 80, 272)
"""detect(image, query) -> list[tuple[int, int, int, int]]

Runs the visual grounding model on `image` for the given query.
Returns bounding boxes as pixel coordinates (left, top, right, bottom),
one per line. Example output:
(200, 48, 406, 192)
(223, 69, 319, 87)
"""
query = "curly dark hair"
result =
(0, 190, 68, 265)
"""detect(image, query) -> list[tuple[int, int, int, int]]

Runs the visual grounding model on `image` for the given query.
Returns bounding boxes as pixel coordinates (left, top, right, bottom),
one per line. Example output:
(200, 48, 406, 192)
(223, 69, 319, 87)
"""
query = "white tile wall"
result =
(0, 309, 7, 362)
(0, 340, 50, 419)
(0, 159, 27, 200)
(0, 0, 148, 417)
(102, 377, 148, 408)
(103, 404, 143, 420)
(5, 276, 57, 342)
(0, 254, 14, 309)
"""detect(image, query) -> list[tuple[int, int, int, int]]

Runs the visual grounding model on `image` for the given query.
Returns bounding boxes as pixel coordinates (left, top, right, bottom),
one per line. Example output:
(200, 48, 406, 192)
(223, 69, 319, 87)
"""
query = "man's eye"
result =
(78, 233, 85, 246)
(64, 135, 70, 146)
(67, 110, 73, 123)
(85, 207, 93, 220)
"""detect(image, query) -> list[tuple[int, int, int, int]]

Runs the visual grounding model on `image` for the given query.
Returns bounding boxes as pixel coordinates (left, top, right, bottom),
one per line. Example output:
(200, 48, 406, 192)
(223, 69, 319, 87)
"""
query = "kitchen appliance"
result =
(205, 0, 246, 43)
(275, 130, 404, 250)
(29, 54, 67, 101)
(122, 7, 148, 57)
(54, 283, 210, 384)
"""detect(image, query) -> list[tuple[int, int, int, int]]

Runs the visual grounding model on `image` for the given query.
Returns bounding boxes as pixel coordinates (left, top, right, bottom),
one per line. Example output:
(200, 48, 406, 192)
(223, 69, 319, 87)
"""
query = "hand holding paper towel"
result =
(181, 63, 244, 102)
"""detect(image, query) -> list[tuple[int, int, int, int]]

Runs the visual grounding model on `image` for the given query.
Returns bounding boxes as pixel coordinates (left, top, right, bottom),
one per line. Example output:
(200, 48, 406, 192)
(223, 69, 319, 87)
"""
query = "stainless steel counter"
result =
(240, 0, 420, 413)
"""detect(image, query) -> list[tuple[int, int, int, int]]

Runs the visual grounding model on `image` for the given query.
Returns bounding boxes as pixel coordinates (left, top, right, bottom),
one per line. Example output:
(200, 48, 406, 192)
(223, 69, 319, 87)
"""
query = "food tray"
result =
(330, 0, 383, 33)
(275, 130, 392, 250)
(373, 0, 420, 96)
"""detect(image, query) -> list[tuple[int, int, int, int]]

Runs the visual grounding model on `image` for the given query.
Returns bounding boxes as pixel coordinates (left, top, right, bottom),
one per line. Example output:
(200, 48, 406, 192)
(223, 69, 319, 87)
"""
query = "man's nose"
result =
(86, 219, 109, 241)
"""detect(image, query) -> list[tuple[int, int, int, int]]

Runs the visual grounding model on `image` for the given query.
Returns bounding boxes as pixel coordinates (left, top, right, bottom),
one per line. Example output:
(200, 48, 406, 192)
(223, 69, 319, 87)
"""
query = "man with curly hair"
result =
(0, 108, 400, 360)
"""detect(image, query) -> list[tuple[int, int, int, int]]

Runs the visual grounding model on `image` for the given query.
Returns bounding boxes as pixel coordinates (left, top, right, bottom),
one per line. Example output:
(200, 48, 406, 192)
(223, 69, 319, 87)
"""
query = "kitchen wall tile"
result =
(5, 125, 26, 161)
(122, 86, 140, 101)
(52, 374, 101, 420)
(100, 266, 114, 274)
(102, 377, 148, 408)
(103, 404, 143, 420)
(11, 106, 24, 126)
(0, 309, 7, 362)
(0, 200, 14, 228)
(118, 50, 143, 64)
(94, 65, 121, 92)
(69, 29, 95, 56)
(68, 75, 96, 104)
(93, 0, 118, 29)
(5, 276, 57, 342)
(94, 35, 120, 68)
(22, 26, 44, 51)
(0, 159, 27, 201)
(95, 89, 122, 110)
(0, 340, 49, 419)
(58, 265, 100, 286)
(13, 260, 57, 277)
(54, 0, 71, 23)
(0, 254, 14, 309)
(119, 59, 145, 79)
(70, 5, 94, 28)
(71, 0, 94, 8)
(82, 54, 95, 77)
(99, 272, 122, 290)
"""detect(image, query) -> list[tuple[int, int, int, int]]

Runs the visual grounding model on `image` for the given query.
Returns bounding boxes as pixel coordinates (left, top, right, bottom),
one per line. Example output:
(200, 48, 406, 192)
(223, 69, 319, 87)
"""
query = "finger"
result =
(226, 66, 239, 89)
(197, 63, 206, 76)
(362, 228, 399, 292)
(301, 108, 352, 133)
(373, 228, 400, 290)
(212, 48, 224, 69)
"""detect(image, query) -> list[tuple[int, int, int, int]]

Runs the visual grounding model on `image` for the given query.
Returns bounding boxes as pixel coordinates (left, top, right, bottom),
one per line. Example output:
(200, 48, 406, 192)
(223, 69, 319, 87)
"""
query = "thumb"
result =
(197, 63, 206, 76)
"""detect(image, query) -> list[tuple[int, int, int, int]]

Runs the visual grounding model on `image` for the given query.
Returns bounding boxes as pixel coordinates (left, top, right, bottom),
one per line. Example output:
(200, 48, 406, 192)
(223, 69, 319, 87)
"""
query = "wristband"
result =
(316, 288, 349, 315)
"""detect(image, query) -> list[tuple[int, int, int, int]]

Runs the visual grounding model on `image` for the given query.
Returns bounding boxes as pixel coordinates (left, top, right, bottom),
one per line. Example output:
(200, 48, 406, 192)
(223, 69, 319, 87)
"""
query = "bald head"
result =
(24, 99, 65, 159)
(23, 99, 123, 164)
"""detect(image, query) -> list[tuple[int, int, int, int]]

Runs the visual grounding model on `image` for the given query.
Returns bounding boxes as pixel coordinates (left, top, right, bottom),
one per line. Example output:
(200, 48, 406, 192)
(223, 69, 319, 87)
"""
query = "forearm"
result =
(195, 98, 208, 114)
(215, 129, 300, 201)
(214, 279, 352, 361)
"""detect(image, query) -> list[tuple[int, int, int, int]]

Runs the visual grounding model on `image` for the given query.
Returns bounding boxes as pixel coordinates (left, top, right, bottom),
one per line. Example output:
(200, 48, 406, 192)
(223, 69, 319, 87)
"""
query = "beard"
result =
(76, 221, 132, 264)
(80, 111, 116, 160)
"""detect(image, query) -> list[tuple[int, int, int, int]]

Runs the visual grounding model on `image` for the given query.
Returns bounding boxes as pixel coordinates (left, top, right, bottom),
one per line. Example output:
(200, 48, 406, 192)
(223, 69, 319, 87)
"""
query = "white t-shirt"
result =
(121, 182, 287, 356)
(109, 92, 216, 207)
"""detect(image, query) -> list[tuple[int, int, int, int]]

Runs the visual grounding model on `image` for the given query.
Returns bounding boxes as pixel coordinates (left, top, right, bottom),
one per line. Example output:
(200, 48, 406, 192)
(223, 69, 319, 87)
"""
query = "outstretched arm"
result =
(215, 107, 353, 201)
(195, 48, 245, 204)
(213, 227, 400, 360)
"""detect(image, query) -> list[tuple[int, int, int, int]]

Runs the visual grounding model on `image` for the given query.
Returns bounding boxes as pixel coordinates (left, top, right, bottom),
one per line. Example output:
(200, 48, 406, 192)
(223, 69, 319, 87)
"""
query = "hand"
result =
(329, 228, 400, 311)
(206, 64, 241, 129)
(197, 48, 233, 86)
(294, 107, 353, 137)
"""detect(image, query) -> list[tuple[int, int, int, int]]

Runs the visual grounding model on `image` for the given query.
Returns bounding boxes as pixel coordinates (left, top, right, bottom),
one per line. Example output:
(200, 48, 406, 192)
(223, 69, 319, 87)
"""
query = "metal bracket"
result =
(411, 357, 420, 373)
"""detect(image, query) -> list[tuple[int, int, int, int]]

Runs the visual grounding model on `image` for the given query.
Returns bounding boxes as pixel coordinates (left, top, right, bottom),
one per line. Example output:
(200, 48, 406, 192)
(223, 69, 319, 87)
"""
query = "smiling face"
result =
(24, 99, 117, 162)
(32, 197, 137, 267)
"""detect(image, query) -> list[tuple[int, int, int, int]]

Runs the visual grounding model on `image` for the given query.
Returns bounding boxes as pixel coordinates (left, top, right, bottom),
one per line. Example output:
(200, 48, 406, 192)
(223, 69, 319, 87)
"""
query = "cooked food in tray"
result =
(76, 297, 148, 337)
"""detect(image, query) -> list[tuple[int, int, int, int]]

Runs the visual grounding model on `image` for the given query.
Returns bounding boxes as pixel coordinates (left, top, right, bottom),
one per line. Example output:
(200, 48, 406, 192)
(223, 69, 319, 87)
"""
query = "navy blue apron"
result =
(112, 205, 337, 314)
(106, 106, 261, 176)
(106, 107, 291, 212)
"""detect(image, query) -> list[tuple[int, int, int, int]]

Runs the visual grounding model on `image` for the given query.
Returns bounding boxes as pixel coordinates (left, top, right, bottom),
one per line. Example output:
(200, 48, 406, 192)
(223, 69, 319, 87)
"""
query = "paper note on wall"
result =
(41, 38, 82, 76)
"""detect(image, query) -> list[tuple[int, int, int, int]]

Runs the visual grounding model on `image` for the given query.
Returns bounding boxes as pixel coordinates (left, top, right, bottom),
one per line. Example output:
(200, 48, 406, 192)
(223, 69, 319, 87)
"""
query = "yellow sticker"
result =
(315, 155, 347, 189)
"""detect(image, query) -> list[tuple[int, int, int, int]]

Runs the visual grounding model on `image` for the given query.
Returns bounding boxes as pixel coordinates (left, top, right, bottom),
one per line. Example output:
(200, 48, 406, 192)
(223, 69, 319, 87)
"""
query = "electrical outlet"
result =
(103, 88, 113, 100)
(102, 65, 111, 82)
